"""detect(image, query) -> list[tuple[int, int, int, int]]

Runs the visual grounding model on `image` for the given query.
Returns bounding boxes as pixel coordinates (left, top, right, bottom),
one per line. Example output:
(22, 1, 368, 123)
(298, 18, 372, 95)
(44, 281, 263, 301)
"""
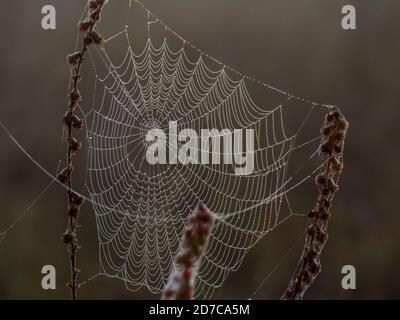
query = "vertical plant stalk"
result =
(282, 108, 349, 300)
(58, 0, 107, 300)
(162, 204, 214, 300)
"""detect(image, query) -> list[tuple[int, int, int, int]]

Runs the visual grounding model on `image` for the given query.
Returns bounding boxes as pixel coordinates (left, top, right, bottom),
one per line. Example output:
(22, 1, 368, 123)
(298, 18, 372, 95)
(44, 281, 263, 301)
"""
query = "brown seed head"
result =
(85, 30, 103, 45)
(78, 18, 92, 32)
(61, 231, 75, 244)
(57, 167, 71, 184)
(69, 192, 85, 206)
(66, 52, 81, 66)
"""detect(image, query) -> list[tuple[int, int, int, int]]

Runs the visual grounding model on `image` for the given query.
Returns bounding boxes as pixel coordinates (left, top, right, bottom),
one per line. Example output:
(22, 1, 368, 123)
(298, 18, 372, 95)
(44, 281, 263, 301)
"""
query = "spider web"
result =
(76, 0, 333, 298)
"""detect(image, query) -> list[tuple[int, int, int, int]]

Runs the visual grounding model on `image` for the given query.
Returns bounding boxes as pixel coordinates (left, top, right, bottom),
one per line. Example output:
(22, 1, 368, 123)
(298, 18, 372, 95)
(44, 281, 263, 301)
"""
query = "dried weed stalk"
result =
(58, 0, 107, 300)
(282, 108, 349, 300)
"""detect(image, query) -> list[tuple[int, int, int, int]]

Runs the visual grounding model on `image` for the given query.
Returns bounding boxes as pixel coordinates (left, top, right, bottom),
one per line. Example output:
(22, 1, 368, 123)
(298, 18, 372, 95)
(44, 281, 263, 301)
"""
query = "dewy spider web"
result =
(77, 0, 334, 298)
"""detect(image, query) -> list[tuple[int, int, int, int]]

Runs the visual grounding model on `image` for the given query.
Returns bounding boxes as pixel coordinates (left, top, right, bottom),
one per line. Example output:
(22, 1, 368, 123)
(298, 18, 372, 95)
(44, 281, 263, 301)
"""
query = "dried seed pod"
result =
(323, 199, 331, 208)
(85, 30, 103, 45)
(78, 18, 92, 32)
(326, 113, 335, 122)
(307, 210, 318, 218)
(63, 113, 84, 130)
(67, 282, 81, 290)
(69, 192, 85, 206)
(68, 89, 81, 110)
(321, 188, 330, 196)
(337, 117, 349, 131)
(63, 112, 71, 126)
(307, 225, 316, 237)
(57, 167, 71, 184)
(327, 178, 339, 193)
(90, 30, 103, 44)
(306, 247, 318, 260)
(88, 0, 99, 10)
(330, 157, 343, 172)
(90, 9, 101, 22)
(302, 270, 312, 283)
(68, 137, 82, 154)
(315, 174, 326, 186)
(195, 204, 213, 225)
(61, 231, 75, 244)
(320, 210, 330, 221)
(72, 116, 84, 129)
(320, 141, 332, 154)
(316, 229, 328, 244)
(326, 110, 340, 122)
(69, 89, 81, 103)
(321, 126, 332, 136)
(66, 52, 81, 66)
(333, 132, 345, 142)
(284, 289, 295, 299)
(333, 144, 343, 154)
(84, 35, 93, 46)
(309, 259, 321, 274)
(72, 74, 82, 83)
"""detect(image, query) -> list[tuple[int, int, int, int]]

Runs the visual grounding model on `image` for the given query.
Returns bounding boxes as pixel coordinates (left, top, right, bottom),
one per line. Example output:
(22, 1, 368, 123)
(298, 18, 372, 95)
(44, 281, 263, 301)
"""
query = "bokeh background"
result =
(0, 0, 399, 299)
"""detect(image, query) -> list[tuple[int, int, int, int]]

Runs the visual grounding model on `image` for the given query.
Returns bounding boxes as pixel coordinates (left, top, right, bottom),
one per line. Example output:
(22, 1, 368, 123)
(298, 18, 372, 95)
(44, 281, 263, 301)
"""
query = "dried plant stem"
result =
(162, 204, 214, 300)
(282, 108, 349, 300)
(59, 0, 107, 300)
(66, 31, 86, 304)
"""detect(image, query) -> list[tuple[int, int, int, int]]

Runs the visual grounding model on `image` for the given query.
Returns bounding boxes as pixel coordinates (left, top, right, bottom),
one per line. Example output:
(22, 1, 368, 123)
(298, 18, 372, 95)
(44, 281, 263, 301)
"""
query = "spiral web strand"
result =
(77, 0, 332, 298)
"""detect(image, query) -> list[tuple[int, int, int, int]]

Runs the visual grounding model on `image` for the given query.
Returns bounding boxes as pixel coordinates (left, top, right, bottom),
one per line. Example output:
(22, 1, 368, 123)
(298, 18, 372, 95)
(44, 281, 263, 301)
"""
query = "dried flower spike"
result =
(282, 108, 348, 300)
(162, 204, 214, 300)
(78, 18, 92, 32)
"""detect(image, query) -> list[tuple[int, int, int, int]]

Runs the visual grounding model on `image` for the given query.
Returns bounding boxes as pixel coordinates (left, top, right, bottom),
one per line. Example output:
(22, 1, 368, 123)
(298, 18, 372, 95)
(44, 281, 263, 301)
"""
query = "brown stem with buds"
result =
(58, 0, 107, 300)
(282, 108, 349, 300)
(162, 204, 214, 300)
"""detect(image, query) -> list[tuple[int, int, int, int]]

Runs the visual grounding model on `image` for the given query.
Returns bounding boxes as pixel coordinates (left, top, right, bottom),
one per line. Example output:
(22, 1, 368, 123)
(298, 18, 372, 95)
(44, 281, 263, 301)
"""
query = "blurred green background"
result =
(0, 0, 399, 299)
